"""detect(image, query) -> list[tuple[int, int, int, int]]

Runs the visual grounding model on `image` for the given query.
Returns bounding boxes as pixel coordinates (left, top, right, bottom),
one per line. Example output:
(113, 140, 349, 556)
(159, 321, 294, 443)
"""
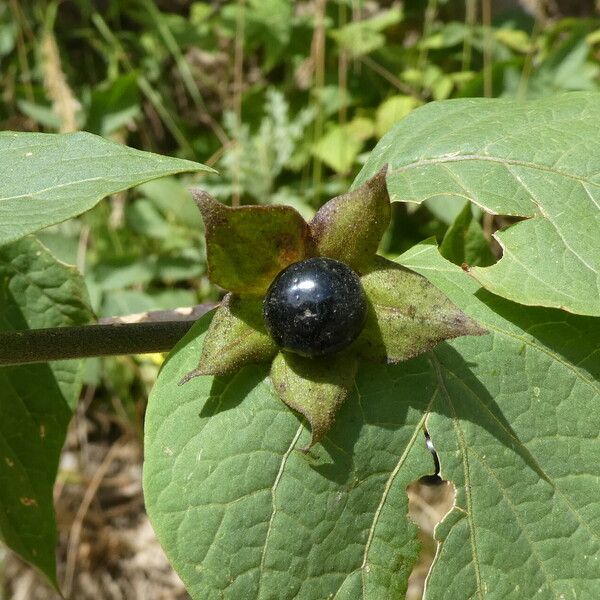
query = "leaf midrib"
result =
(388, 154, 600, 192)
(327, 385, 438, 599)
(358, 405, 430, 595)
(440, 356, 600, 543)
(0, 169, 190, 203)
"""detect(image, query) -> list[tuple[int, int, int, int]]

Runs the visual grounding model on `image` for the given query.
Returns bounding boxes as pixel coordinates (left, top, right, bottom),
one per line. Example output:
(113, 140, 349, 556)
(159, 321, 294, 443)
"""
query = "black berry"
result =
(263, 257, 367, 357)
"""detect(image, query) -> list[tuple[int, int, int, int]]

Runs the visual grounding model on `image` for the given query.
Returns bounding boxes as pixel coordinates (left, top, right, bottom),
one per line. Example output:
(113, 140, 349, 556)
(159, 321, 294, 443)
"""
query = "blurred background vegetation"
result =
(1, 1, 600, 598)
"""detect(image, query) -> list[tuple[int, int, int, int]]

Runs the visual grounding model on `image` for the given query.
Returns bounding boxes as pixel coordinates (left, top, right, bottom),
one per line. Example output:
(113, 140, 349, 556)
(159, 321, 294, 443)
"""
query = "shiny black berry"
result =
(263, 257, 367, 357)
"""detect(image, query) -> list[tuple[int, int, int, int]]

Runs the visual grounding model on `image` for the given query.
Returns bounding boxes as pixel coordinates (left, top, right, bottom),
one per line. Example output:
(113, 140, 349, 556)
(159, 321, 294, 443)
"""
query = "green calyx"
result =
(192, 189, 313, 295)
(270, 352, 357, 452)
(182, 169, 487, 448)
(309, 166, 390, 273)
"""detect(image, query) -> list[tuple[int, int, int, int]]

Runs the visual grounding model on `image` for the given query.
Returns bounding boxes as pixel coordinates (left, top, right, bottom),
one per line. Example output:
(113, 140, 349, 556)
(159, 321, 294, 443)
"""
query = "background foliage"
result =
(4, 0, 600, 312)
(1, 0, 600, 598)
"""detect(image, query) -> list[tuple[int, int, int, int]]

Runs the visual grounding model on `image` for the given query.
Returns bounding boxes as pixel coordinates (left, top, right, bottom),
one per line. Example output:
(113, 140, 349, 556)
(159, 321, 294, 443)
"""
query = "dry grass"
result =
(406, 479, 455, 600)
(40, 30, 80, 133)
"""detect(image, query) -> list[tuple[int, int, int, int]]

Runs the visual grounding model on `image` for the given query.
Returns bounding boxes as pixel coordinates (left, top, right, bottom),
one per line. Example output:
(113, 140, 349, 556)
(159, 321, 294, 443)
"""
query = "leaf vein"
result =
(257, 424, 303, 595)
(430, 355, 485, 600)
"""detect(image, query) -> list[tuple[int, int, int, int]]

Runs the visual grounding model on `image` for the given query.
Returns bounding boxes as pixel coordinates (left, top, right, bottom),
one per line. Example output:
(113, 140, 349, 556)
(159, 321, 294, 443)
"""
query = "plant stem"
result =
(462, 0, 477, 72)
(0, 305, 214, 367)
(231, 0, 246, 207)
(0, 322, 192, 367)
(338, 0, 348, 127)
(482, 0, 493, 98)
(418, 0, 438, 79)
(311, 0, 326, 204)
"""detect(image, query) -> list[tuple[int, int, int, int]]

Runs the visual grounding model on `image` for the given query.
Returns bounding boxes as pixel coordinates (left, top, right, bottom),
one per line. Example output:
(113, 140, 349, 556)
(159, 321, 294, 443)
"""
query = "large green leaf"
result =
(353, 92, 600, 316)
(399, 240, 600, 600)
(144, 315, 433, 599)
(0, 237, 94, 586)
(0, 131, 213, 247)
(145, 239, 599, 599)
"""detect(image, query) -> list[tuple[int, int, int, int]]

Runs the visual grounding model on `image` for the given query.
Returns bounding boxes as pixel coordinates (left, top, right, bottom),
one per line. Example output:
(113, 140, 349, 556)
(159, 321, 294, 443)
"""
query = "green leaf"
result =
(0, 131, 214, 247)
(126, 198, 178, 240)
(375, 95, 421, 138)
(16, 100, 61, 130)
(540, 36, 598, 93)
(0, 237, 94, 586)
(193, 190, 311, 295)
(309, 167, 390, 273)
(86, 73, 141, 136)
(418, 22, 470, 50)
(398, 240, 600, 600)
(345, 117, 375, 142)
(586, 28, 600, 45)
(144, 241, 600, 597)
(144, 314, 433, 599)
(99, 289, 197, 318)
(423, 195, 467, 225)
(270, 351, 357, 450)
(330, 7, 403, 57)
(183, 295, 277, 379)
(353, 92, 600, 316)
(494, 28, 534, 53)
(138, 176, 204, 231)
(439, 201, 495, 267)
(99, 289, 157, 317)
(312, 125, 364, 174)
(356, 256, 486, 363)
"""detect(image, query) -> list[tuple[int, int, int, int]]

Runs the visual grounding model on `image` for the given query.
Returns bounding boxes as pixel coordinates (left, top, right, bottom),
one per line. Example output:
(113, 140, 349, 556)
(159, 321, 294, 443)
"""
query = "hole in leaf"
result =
(405, 430, 456, 599)
(406, 478, 456, 599)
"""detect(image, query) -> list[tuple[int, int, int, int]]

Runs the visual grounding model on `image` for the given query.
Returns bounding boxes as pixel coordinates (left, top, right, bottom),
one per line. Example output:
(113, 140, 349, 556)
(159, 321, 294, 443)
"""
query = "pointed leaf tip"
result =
(179, 368, 203, 386)
(309, 166, 390, 273)
(270, 352, 357, 450)
(190, 189, 312, 295)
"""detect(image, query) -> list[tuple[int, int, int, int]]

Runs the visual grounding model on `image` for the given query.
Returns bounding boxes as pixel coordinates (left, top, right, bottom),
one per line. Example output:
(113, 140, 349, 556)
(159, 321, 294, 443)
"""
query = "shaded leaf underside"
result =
(439, 201, 495, 267)
(353, 92, 600, 316)
(144, 242, 600, 599)
(0, 237, 94, 586)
